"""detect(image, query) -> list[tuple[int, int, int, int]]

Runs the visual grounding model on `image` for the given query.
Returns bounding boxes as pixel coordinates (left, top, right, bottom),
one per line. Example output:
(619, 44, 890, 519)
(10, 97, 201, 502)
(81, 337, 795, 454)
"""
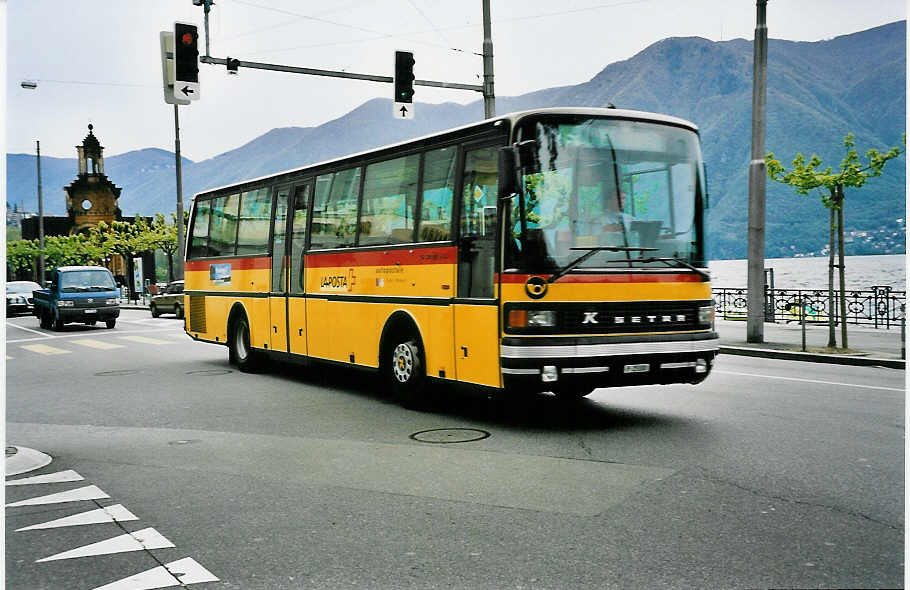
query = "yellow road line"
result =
(71, 339, 125, 350)
(21, 344, 71, 356)
(118, 335, 170, 345)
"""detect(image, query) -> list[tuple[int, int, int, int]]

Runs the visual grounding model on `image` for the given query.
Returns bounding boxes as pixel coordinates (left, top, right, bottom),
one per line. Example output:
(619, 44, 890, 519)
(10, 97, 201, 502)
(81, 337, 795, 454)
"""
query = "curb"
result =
(6, 446, 53, 477)
(720, 345, 905, 369)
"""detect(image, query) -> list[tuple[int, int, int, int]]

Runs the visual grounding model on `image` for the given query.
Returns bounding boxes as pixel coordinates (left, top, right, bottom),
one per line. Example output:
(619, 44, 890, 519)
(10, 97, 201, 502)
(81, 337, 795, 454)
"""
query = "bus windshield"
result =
(506, 116, 706, 274)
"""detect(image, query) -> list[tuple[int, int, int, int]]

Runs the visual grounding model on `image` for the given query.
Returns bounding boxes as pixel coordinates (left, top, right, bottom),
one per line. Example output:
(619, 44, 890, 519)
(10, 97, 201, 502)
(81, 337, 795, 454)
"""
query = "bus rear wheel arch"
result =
(228, 305, 260, 372)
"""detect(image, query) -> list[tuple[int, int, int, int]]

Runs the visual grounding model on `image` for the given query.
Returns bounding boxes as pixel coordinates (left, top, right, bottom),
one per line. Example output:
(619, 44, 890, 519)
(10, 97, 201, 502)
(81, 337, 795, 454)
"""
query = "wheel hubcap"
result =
(235, 323, 249, 360)
(392, 343, 413, 383)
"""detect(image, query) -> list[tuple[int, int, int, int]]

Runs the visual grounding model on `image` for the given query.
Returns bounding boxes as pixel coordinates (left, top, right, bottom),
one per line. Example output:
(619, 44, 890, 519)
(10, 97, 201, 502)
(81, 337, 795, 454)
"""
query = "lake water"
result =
(708, 254, 906, 291)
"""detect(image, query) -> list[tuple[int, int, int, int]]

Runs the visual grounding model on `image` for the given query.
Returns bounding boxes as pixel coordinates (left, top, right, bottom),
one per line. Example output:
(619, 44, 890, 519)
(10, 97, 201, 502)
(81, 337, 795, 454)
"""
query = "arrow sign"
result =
(178, 81, 200, 100)
(393, 101, 414, 120)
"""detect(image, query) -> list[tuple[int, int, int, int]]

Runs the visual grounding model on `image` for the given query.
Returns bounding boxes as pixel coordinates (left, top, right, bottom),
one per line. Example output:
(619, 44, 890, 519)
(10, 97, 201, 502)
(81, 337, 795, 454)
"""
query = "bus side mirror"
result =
(701, 161, 710, 209)
(498, 140, 540, 201)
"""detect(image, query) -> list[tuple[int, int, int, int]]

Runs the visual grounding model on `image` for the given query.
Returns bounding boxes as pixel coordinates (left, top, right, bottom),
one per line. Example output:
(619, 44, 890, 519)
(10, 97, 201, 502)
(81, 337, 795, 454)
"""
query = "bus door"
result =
(287, 181, 313, 356)
(269, 186, 291, 354)
(454, 144, 502, 387)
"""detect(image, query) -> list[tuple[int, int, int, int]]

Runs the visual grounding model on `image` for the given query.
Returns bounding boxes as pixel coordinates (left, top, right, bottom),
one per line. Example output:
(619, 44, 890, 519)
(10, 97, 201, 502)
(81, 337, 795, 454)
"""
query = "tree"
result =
(766, 134, 903, 349)
(6, 239, 38, 280)
(102, 217, 157, 300)
(150, 213, 181, 283)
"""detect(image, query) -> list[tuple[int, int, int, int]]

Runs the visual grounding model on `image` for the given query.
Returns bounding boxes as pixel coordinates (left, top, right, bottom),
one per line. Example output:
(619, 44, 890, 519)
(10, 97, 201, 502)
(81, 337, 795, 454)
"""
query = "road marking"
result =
(7, 469, 84, 486)
(6, 484, 110, 507)
(16, 504, 138, 531)
(6, 327, 177, 344)
(6, 322, 48, 337)
(715, 370, 905, 392)
(21, 344, 71, 356)
(92, 557, 219, 590)
(71, 339, 125, 350)
(36, 527, 175, 562)
(118, 335, 170, 345)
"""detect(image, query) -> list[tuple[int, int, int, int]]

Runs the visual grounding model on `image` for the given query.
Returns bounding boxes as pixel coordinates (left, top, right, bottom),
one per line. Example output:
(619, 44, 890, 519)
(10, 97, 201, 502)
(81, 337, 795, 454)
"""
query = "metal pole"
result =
(746, 0, 768, 343)
(174, 104, 185, 280)
(901, 316, 905, 360)
(36, 140, 45, 284)
(203, 0, 211, 58)
(482, 0, 496, 119)
(801, 295, 807, 352)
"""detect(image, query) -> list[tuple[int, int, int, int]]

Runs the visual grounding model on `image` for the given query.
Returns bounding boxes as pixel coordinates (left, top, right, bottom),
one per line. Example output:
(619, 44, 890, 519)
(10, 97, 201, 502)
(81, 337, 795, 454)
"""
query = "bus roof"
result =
(192, 107, 699, 200)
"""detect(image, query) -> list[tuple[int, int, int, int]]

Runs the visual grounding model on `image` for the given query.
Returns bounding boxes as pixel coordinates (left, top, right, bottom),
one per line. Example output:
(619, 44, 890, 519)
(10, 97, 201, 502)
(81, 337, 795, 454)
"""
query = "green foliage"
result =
(6, 239, 38, 274)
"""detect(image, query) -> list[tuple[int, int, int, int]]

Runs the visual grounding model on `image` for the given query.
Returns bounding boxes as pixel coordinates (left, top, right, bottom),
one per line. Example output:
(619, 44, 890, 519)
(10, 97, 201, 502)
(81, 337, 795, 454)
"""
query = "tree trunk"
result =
(166, 251, 174, 284)
(837, 185, 848, 349)
(827, 196, 836, 348)
(125, 255, 136, 301)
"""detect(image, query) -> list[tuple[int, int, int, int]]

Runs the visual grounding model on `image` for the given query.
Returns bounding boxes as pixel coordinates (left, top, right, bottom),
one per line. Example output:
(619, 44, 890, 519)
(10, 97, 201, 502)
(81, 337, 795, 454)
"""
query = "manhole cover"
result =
(409, 428, 490, 444)
(168, 439, 201, 446)
(185, 369, 233, 376)
(95, 370, 138, 377)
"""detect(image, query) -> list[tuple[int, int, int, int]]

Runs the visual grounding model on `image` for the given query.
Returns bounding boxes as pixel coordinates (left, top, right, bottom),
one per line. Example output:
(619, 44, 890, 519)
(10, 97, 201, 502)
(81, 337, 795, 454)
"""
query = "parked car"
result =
(32, 266, 120, 330)
(150, 280, 184, 318)
(6, 281, 41, 316)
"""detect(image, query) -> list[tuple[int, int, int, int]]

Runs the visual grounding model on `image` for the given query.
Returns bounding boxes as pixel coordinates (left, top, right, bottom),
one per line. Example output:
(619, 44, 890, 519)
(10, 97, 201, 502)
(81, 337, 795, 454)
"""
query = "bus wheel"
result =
(388, 339, 427, 408)
(229, 315, 259, 372)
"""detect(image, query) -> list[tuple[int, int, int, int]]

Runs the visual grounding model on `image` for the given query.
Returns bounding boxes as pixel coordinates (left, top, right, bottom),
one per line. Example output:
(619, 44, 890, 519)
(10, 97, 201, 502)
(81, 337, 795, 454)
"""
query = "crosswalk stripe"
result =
(6, 484, 109, 507)
(118, 335, 170, 345)
(21, 344, 71, 355)
(7, 469, 84, 486)
(91, 557, 219, 590)
(36, 527, 175, 562)
(17, 504, 138, 532)
(71, 339, 125, 350)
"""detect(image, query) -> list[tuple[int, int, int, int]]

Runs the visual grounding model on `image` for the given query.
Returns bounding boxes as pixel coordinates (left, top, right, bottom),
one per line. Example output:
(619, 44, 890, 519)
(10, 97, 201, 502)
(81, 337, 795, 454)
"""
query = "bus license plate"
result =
(84, 309, 97, 314)
(624, 363, 649, 374)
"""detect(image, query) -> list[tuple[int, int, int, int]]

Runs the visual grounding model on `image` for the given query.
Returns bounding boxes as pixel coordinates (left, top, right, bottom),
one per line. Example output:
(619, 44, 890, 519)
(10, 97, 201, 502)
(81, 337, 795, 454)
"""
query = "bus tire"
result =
(387, 339, 428, 409)
(229, 313, 259, 372)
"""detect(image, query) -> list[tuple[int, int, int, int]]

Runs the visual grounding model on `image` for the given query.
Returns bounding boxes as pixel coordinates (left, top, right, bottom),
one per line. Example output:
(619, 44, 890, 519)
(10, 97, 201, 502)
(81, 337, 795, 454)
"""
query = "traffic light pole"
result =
(197, 1, 494, 118)
(174, 104, 185, 280)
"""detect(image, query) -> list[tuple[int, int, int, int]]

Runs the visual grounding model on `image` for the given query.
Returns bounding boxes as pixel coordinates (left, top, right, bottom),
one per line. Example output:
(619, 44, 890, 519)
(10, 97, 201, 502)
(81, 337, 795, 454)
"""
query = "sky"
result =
(5, 0, 907, 161)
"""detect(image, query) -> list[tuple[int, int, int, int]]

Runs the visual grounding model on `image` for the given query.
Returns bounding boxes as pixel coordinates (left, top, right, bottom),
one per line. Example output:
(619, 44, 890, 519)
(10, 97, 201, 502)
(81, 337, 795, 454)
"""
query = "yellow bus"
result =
(184, 107, 717, 406)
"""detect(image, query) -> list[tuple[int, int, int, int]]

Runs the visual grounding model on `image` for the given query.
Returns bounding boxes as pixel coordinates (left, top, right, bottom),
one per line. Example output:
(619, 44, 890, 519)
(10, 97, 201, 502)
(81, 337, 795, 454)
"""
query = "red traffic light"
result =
(181, 32, 194, 45)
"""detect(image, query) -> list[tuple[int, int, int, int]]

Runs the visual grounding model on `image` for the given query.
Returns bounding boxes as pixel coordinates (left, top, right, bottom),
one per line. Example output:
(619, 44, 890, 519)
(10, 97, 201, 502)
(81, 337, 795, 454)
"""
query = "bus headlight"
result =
(507, 310, 556, 328)
(698, 305, 714, 326)
(527, 310, 556, 327)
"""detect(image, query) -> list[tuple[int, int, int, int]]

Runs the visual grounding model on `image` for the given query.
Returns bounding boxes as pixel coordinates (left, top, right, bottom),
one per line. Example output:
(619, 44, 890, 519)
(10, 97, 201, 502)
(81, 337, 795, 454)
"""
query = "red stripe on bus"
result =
(185, 257, 272, 271)
(305, 246, 457, 268)
(498, 273, 704, 283)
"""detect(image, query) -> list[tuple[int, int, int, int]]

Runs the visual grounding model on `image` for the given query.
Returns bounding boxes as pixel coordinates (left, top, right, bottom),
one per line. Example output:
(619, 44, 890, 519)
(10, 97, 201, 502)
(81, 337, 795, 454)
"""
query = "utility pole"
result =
(482, 0, 495, 119)
(36, 140, 45, 285)
(174, 105, 185, 280)
(746, 0, 768, 343)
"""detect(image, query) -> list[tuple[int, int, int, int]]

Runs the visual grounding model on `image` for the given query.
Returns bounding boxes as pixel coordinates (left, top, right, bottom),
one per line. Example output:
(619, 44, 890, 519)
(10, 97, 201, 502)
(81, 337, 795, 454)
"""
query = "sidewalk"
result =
(716, 318, 905, 369)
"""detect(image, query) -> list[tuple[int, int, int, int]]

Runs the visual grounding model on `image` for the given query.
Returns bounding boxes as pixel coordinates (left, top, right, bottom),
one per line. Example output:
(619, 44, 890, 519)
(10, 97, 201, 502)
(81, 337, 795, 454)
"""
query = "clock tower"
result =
(64, 124, 122, 233)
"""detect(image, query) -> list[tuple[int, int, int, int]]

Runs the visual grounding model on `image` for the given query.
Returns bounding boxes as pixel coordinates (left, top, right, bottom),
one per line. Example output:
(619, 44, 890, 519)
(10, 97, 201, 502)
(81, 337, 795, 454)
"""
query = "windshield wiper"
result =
(600, 255, 710, 281)
(548, 246, 657, 283)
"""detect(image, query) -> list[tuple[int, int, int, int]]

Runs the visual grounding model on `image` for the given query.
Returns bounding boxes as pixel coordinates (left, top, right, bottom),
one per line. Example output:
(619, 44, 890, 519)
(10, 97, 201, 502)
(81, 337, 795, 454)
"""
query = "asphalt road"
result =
(5, 309, 905, 589)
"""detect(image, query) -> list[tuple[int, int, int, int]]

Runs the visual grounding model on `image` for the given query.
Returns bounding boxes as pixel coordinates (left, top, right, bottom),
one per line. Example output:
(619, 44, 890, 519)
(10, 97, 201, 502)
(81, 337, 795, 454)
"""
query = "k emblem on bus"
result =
(525, 276, 548, 299)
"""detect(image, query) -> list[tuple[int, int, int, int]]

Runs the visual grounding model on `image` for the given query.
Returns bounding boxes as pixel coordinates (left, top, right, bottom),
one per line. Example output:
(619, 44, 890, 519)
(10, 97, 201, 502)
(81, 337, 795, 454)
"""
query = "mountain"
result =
(7, 21, 905, 259)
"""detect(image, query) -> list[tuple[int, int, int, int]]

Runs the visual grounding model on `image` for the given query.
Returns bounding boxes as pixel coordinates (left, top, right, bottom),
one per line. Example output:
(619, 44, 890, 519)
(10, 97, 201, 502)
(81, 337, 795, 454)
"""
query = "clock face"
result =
(82, 199, 93, 211)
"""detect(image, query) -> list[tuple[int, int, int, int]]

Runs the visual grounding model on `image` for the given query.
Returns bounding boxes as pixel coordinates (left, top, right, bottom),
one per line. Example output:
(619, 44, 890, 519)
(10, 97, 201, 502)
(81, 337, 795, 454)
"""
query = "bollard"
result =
(801, 300, 807, 352)
(901, 317, 905, 361)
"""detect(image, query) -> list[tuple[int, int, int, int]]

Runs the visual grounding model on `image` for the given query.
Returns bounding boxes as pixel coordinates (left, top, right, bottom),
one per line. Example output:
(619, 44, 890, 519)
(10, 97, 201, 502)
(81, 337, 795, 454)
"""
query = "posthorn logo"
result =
(524, 276, 548, 299)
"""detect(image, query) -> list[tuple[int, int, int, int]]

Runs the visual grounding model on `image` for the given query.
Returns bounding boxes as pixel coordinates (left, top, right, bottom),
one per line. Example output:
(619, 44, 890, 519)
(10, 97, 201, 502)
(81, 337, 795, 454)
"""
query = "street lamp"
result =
(20, 80, 46, 285)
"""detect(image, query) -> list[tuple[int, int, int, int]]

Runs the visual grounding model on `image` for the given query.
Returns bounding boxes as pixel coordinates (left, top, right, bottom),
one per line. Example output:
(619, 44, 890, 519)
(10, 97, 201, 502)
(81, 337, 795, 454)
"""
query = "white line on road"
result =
(91, 557, 219, 590)
(5, 322, 50, 337)
(21, 344, 71, 356)
(16, 504, 138, 531)
(71, 339, 125, 350)
(715, 370, 905, 392)
(36, 527, 175, 562)
(6, 327, 177, 344)
(6, 469, 84, 486)
(6, 484, 110, 507)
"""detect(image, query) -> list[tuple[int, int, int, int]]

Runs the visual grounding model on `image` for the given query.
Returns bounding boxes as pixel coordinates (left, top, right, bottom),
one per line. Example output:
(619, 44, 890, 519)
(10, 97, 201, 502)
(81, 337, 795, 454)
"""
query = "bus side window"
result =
(309, 168, 359, 249)
(360, 154, 419, 246)
(289, 184, 311, 294)
(189, 199, 213, 258)
(236, 188, 271, 255)
(418, 146, 456, 242)
(208, 194, 240, 257)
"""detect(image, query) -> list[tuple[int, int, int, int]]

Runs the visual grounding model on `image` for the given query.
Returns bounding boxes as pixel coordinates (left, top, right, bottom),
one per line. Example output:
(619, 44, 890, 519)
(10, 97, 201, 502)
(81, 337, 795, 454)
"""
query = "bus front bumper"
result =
(500, 332, 719, 391)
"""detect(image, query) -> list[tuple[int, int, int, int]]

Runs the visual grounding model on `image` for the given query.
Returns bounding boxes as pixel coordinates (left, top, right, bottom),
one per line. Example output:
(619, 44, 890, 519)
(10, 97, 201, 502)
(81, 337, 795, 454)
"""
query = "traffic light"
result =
(394, 51, 415, 103)
(174, 22, 199, 86)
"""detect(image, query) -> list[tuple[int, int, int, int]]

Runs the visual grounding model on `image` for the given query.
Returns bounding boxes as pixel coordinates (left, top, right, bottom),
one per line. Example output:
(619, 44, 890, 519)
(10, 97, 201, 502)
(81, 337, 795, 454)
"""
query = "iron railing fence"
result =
(714, 286, 906, 329)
